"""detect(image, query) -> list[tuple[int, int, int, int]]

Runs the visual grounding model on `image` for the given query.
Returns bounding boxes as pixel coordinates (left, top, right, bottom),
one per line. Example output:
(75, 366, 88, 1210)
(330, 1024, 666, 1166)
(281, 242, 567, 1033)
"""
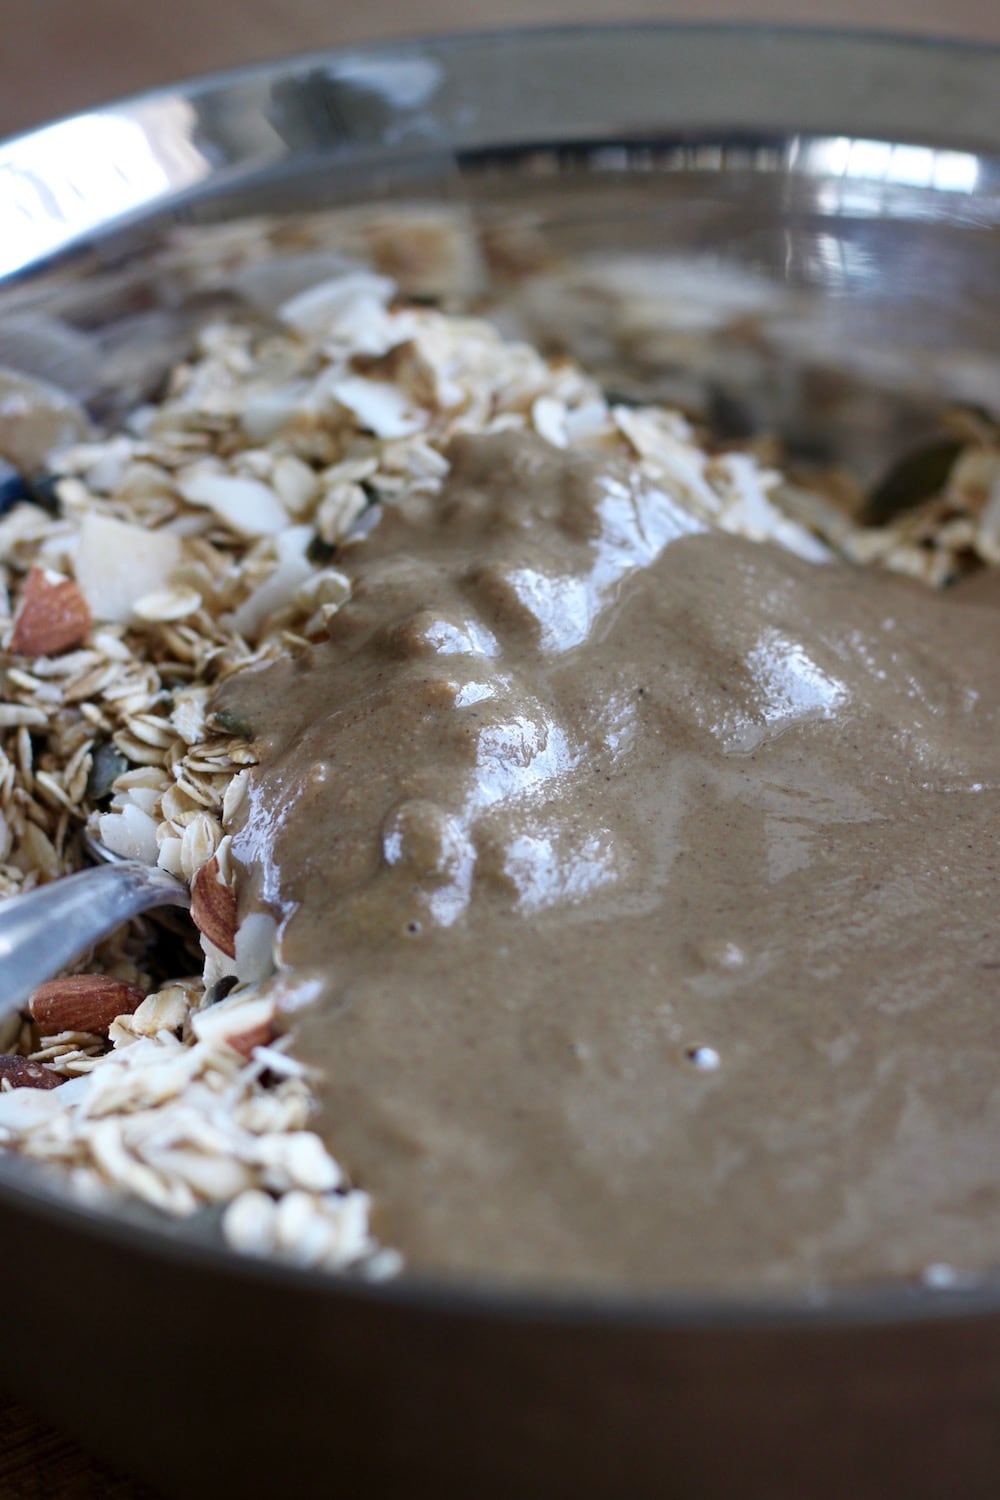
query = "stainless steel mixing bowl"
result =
(2, 24, 1000, 1497)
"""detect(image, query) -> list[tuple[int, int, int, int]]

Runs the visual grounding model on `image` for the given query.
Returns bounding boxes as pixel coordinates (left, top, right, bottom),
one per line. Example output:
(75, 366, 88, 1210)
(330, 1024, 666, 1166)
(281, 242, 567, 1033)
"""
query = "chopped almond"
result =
(9, 566, 90, 656)
(0, 1056, 64, 1090)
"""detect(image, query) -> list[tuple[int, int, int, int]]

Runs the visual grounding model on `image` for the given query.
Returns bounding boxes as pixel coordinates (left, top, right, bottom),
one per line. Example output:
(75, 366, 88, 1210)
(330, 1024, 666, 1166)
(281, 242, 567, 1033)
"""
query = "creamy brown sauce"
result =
(218, 431, 1000, 1292)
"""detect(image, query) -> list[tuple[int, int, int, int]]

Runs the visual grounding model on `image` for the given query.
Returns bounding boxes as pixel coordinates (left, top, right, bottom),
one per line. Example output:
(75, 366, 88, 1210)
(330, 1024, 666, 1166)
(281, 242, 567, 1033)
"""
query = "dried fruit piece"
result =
(9, 566, 90, 656)
(0, 1056, 64, 1090)
(30, 974, 145, 1036)
(191, 856, 238, 958)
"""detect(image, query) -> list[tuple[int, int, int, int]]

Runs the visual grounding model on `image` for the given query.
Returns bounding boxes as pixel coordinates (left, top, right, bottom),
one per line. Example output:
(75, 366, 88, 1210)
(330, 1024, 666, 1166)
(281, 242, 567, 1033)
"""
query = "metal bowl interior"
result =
(2, 23, 1000, 1497)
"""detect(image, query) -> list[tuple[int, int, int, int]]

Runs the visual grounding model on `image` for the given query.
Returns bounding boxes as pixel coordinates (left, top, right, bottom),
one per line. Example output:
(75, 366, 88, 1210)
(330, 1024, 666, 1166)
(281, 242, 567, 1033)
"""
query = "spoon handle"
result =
(0, 862, 189, 1019)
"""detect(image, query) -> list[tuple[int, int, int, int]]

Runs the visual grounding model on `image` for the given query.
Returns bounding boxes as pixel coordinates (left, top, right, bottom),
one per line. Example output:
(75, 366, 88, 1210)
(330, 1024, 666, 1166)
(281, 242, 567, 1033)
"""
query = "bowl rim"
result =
(3, 1152, 997, 1332)
(3, 17, 1000, 144)
(3, 18, 1000, 282)
(2, 17, 1000, 1334)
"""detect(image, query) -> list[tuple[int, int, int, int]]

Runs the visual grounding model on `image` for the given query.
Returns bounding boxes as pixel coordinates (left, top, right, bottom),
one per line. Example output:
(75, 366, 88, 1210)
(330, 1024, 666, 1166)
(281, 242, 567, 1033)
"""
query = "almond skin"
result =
(9, 566, 90, 656)
(30, 974, 145, 1036)
(0, 1056, 64, 1090)
(191, 857, 238, 958)
(226, 1018, 278, 1060)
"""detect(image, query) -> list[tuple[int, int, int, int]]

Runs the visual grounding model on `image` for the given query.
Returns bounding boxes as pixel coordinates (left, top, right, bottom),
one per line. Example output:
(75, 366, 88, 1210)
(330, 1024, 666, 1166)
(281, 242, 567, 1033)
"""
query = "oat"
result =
(132, 587, 203, 623)
(1, 236, 994, 1281)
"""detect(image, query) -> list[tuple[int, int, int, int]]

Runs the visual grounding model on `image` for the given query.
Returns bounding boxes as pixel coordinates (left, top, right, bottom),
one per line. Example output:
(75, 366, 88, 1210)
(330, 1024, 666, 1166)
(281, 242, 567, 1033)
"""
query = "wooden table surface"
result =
(2, 0, 999, 1493)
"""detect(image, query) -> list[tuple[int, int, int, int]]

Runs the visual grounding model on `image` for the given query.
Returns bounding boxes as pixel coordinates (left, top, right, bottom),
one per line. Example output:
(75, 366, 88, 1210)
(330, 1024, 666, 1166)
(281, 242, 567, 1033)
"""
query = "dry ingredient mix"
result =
(1, 228, 999, 1290)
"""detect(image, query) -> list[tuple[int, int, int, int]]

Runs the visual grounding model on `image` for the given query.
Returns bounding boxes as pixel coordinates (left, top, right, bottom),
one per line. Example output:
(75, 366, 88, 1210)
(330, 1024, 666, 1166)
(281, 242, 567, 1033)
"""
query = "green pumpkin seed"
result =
(863, 439, 963, 526)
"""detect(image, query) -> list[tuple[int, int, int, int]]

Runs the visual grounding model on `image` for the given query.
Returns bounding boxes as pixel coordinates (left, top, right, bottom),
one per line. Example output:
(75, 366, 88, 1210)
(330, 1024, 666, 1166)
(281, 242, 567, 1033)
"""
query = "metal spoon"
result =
(0, 838, 189, 1019)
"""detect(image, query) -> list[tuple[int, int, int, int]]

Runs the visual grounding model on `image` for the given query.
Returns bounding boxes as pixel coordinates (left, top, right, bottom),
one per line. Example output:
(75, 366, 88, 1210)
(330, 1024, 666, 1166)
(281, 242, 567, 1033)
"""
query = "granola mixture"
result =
(1, 245, 999, 1277)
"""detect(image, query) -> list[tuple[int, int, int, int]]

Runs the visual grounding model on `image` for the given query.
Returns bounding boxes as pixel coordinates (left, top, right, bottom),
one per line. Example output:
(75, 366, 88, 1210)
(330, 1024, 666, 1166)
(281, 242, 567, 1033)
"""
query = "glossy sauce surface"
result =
(219, 432, 1000, 1291)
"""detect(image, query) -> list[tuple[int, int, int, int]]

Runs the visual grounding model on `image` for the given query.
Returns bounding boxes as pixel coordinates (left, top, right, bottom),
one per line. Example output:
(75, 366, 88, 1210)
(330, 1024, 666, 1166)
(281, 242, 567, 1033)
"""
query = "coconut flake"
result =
(74, 512, 183, 624)
(325, 375, 422, 439)
(97, 803, 160, 864)
(715, 454, 832, 563)
(113, 784, 159, 816)
(178, 471, 287, 537)
(531, 396, 568, 448)
(279, 271, 396, 337)
(230, 525, 314, 640)
(234, 912, 278, 985)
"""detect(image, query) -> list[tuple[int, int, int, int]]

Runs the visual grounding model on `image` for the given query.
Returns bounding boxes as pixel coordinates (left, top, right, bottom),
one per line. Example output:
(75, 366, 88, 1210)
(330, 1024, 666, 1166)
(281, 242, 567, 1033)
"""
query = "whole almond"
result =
(0, 1056, 64, 1090)
(9, 566, 91, 656)
(30, 974, 146, 1036)
(191, 857, 238, 959)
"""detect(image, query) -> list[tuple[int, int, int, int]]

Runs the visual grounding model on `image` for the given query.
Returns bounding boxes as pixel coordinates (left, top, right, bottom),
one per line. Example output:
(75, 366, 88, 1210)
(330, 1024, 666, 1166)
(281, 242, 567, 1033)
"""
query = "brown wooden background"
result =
(2, 0, 999, 1493)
